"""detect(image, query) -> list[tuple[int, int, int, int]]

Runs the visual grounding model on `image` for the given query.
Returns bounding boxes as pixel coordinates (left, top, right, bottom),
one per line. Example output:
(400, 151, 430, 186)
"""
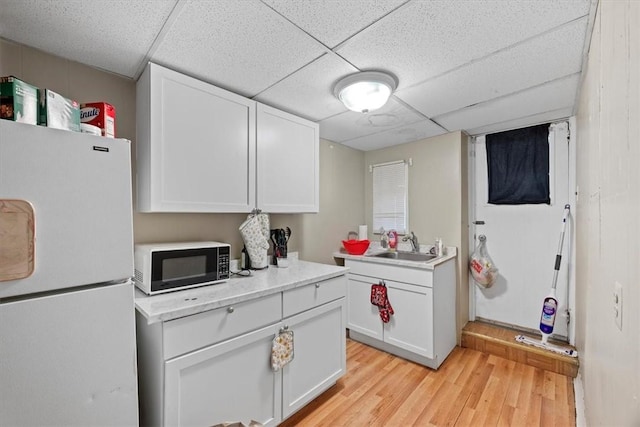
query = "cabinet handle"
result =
(227, 306, 235, 313)
(315, 284, 320, 289)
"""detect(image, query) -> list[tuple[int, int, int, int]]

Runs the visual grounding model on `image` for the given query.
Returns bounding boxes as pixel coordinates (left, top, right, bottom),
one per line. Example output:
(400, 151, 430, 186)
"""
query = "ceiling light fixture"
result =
(334, 71, 397, 113)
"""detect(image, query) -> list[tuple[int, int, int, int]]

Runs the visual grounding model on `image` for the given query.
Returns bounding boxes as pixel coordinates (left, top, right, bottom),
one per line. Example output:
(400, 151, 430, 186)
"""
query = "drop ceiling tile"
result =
(0, 0, 177, 78)
(433, 74, 580, 132)
(254, 53, 356, 121)
(396, 18, 588, 118)
(319, 97, 424, 143)
(261, 0, 407, 48)
(0, 0, 594, 152)
(337, 0, 592, 90)
(151, 0, 327, 97)
(466, 107, 574, 136)
(340, 119, 447, 151)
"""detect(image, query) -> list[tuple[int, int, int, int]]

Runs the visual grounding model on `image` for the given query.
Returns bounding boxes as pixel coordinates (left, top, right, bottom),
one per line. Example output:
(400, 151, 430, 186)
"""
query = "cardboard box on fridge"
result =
(80, 102, 115, 138)
(38, 89, 81, 132)
(0, 76, 38, 125)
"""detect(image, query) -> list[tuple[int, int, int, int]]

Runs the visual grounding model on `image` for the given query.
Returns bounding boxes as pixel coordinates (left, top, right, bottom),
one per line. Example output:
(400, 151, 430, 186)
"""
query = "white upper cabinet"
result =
(136, 64, 320, 213)
(136, 63, 256, 212)
(256, 103, 319, 213)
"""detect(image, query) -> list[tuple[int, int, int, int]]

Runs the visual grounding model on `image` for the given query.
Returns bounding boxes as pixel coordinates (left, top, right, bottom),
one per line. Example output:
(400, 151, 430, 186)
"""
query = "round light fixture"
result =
(334, 71, 398, 113)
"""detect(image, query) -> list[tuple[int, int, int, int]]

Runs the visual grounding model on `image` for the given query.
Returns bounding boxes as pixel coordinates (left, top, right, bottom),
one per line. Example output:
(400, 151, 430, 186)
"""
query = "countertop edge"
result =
(135, 260, 348, 324)
(333, 246, 457, 269)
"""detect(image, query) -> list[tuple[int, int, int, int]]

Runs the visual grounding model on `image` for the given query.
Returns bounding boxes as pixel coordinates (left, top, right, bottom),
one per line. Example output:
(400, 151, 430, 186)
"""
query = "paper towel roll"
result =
(358, 225, 367, 240)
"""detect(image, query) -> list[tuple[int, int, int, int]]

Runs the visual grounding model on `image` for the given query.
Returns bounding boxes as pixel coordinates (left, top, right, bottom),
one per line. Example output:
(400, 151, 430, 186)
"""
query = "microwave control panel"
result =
(217, 246, 230, 280)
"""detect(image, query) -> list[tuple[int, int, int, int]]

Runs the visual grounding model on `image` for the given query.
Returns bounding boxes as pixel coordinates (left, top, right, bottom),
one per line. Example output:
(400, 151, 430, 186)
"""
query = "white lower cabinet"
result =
(136, 275, 346, 426)
(346, 276, 384, 341)
(164, 323, 282, 427)
(282, 298, 346, 419)
(383, 280, 434, 358)
(345, 258, 455, 369)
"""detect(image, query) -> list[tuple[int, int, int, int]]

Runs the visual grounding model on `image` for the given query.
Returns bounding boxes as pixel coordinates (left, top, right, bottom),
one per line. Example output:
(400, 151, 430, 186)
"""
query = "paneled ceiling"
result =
(0, 0, 596, 151)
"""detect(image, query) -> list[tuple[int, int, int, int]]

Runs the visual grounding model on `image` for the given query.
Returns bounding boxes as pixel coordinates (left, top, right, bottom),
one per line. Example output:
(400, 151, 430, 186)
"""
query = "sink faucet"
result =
(402, 231, 419, 252)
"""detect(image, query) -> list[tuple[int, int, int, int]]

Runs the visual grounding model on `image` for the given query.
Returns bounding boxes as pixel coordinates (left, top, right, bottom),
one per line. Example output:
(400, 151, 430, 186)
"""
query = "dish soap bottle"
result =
(388, 230, 398, 251)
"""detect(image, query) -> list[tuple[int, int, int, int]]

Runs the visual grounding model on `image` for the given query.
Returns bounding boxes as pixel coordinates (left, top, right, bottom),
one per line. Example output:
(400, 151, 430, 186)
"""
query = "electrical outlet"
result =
(614, 282, 623, 331)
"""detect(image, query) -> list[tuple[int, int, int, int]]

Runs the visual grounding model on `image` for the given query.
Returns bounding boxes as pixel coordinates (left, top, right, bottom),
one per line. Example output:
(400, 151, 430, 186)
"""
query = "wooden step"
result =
(461, 320, 579, 378)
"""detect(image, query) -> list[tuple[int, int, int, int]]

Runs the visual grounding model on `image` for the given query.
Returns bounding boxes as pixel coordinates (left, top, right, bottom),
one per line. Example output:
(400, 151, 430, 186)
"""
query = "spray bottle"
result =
(539, 289, 558, 344)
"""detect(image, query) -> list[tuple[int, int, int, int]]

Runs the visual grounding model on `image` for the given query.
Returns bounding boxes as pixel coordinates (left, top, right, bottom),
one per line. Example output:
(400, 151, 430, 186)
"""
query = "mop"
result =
(515, 204, 578, 358)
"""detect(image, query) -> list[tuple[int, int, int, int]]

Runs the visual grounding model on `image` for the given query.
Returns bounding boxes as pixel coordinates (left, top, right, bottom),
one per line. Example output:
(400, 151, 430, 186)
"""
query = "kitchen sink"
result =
(368, 251, 437, 262)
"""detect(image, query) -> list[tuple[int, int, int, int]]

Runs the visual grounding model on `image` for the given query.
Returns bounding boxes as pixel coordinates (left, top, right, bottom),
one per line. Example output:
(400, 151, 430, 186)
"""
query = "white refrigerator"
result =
(0, 120, 139, 426)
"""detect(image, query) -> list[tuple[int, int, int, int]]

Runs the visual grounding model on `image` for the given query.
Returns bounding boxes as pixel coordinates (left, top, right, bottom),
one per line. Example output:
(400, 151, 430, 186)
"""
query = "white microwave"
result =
(134, 242, 230, 295)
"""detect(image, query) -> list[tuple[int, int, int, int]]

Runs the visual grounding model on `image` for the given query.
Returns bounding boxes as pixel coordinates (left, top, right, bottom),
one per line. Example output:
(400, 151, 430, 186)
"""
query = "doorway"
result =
(469, 122, 574, 341)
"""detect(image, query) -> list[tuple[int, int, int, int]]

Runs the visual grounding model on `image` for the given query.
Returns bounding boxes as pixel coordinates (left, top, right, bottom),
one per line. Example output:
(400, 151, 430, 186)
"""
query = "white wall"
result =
(575, 0, 640, 424)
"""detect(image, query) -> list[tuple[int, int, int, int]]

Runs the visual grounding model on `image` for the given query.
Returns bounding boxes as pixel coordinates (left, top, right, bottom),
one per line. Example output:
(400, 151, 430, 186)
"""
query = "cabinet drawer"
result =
(283, 275, 346, 318)
(163, 293, 282, 359)
(345, 259, 433, 287)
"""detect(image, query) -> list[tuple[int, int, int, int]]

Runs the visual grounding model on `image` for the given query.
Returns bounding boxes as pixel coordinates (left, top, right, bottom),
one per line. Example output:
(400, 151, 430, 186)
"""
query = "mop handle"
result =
(551, 204, 571, 290)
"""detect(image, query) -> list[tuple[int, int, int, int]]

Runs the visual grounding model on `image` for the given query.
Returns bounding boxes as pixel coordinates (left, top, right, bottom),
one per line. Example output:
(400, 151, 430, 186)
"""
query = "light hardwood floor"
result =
(281, 339, 576, 426)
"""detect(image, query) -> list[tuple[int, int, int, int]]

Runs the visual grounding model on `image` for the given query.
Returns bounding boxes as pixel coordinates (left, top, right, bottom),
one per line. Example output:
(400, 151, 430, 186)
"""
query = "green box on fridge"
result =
(0, 76, 38, 125)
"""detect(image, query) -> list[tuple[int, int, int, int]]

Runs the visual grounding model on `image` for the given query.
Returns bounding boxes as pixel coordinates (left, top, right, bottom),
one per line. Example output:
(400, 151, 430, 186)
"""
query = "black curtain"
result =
(486, 124, 550, 205)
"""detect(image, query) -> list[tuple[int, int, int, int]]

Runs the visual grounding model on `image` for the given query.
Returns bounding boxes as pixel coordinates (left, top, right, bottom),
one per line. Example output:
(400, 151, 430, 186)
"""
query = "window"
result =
(372, 160, 408, 234)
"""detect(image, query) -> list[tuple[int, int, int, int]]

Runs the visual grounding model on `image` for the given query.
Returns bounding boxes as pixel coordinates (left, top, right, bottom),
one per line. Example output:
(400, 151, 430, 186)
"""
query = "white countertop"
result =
(135, 259, 348, 324)
(333, 242, 457, 270)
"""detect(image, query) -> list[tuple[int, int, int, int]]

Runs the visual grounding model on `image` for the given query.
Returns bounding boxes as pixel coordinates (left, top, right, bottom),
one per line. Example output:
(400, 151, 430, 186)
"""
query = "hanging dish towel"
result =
(239, 213, 270, 269)
(370, 281, 394, 323)
(271, 329, 294, 371)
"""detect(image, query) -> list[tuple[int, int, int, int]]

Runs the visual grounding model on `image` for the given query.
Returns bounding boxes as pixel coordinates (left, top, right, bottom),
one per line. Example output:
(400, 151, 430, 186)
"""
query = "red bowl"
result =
(342, 239, 370, 255)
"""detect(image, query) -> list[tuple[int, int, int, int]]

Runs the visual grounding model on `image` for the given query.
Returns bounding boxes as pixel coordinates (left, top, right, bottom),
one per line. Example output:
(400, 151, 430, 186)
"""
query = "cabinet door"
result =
(137, 63, 256, 212)
(282, 298, 346, 419)
(384, 280, 434, 358)
(346, 276, 383, 340)
(256, 103, 319, 213)
(164, 323, 281, 427)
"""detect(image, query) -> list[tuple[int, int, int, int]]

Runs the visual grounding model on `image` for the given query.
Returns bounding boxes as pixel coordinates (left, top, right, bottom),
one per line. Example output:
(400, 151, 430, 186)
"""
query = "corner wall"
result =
(301, 139, 365, 264)
(574, 0, 640, 424)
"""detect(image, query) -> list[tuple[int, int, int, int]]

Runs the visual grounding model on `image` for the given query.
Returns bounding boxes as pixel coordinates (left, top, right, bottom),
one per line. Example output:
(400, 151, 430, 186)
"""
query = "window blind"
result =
(372, 161, 408, 234)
